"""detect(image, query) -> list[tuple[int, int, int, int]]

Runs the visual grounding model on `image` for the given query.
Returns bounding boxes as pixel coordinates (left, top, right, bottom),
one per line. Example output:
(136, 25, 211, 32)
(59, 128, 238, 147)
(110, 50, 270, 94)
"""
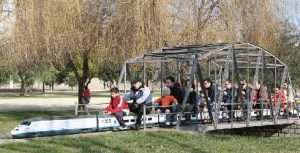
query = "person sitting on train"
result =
(272, 87, 287, 113)
(154, 87, 178, 113)
(238, 80, 251, 120)
(104, 87, 129, 127)
(223, 80, 237, 121)
(124, 80, 152, 130)
(251, 81, 269, 117)
(184, 83, 200, 121)
(283, 81, 295, 114)
(203, 78, 215, 123)
(164, 76, 185, 109)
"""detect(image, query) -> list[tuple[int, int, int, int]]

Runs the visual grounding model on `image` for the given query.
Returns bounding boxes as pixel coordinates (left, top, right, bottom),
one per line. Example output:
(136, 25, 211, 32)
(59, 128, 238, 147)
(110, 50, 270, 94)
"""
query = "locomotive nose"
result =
(11, 125, 26, 136)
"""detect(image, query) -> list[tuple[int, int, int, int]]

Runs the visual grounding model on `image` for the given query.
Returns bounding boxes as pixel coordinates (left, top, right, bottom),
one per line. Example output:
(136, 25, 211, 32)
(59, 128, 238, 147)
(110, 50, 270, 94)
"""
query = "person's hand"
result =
(104, 111, 111, 115)
(127, 100, 134, 104)
(165, 109, 171, 113)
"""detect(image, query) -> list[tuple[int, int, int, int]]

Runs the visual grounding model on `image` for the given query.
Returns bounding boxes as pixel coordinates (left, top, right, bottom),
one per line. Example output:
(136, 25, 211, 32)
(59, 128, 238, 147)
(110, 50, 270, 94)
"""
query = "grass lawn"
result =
(0, 131, 300, 153)
(1, 111, 300, 153)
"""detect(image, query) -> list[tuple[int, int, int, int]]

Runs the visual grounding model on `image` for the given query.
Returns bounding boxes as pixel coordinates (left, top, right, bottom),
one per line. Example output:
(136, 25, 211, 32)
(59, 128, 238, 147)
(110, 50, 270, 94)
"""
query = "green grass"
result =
(0, 131, 300, 153)
(1, 111, 300, 153)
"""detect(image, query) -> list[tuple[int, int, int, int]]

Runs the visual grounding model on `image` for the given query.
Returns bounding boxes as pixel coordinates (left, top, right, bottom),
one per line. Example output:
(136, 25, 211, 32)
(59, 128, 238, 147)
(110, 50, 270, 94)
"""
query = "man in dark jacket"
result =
(223, 80, 236, 121)
(238, 80, 251, 120)
(164, 76, 185, 106)
(203, 79, 215, 122)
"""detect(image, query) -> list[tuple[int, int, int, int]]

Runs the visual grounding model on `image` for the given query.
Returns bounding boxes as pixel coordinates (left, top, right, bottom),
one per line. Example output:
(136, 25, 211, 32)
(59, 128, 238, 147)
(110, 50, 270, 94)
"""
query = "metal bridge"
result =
(118, 42, 300, 133)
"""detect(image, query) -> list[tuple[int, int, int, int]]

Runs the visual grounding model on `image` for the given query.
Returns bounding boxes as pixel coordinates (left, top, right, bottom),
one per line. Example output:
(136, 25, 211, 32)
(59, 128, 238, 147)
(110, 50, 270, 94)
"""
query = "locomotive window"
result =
(130, 119, 135, 122)
(124, 120, 129, 123)
(148, 118, 152, 121)
(21, 121, 31, 126)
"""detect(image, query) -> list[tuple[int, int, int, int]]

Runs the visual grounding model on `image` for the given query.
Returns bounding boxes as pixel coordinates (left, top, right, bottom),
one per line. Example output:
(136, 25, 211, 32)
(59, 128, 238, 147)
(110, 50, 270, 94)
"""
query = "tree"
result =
(41, 0, 107, 104)
(9, 0, 41, 96)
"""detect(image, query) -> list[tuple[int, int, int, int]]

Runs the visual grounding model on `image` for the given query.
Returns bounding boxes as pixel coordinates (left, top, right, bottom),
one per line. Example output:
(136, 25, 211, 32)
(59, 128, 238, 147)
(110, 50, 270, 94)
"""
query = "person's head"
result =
(110, 87, 119, 98)
(225, 80, 232, 89)
(240, 80, 247, 88)
(283, 81, 288, 88)
(204, 79, 212, 89)
(85, 86, 89, 90)
(162, 87, 171, 97)
(254, 81, 262, 89)
(191, 83, 196, 91)
(164, 76, 175, 88)
(275, 87, 279, 93)
(131, 80, 143, 90)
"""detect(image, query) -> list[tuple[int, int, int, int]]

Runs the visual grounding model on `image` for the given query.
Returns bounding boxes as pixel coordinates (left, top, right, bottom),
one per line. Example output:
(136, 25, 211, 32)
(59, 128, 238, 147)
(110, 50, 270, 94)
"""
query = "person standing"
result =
(81, 86, 91, 114)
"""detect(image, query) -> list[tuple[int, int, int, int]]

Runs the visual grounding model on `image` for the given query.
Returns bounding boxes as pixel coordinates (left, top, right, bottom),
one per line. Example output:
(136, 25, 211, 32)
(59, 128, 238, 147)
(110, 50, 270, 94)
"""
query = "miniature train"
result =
(12, 108, 297, 139)
(11, 114, 167, 139)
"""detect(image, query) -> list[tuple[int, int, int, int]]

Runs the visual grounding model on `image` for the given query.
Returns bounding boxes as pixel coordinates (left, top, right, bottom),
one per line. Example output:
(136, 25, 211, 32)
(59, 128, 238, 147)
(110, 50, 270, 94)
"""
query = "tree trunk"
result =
(78, 80, 84, 105)
(18, 72, 26, 96)
(51, 80, 54, 91)
(42, 81, 45, 94)
(20, 79, 26, 96)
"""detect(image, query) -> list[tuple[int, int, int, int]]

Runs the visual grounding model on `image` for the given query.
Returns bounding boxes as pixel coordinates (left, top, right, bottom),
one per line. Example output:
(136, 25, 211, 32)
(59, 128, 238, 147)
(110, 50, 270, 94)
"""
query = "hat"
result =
(162, 87, 171, 96)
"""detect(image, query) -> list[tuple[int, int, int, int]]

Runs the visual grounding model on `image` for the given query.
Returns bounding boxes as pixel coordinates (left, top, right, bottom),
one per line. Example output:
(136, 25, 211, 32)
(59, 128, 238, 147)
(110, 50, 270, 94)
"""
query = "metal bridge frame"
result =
(118, 42, 296, 130)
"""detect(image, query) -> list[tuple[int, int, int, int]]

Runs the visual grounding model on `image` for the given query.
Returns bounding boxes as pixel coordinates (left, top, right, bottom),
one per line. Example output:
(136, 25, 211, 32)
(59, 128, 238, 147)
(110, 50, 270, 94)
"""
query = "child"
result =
(104, 87, 129, 127)
(154, 87, 178, 113)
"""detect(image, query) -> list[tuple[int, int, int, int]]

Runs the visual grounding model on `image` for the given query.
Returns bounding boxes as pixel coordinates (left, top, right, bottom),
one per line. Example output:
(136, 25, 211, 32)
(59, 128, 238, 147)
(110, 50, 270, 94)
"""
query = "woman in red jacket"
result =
(272, 87, 287, 112)
(105, 87, 129, 127)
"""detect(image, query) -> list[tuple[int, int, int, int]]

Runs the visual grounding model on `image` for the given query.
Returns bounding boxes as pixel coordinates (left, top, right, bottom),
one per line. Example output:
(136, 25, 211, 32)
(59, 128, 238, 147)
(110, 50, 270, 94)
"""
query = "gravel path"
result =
(0, 97, 110, 112)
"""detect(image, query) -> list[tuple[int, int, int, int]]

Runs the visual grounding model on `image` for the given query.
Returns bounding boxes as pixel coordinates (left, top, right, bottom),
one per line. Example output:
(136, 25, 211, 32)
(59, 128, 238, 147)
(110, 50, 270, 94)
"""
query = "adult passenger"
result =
(203, 78, 215, 122)
(124, 80, 152, 129)
(238, 80, 251, 120)
(252, 81, 269, 117)
(164, 76, 185, 105)
(223, 80, 236, 121)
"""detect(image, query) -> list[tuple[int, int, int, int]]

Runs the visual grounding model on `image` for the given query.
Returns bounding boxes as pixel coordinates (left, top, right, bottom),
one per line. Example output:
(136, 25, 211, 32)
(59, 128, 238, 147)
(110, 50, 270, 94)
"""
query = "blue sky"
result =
(279, 0, 300, 22)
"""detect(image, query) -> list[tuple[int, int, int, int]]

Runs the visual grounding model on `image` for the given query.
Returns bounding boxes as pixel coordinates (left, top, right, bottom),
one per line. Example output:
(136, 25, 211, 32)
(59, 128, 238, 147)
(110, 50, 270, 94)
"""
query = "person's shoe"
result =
(134, 124, 140, 130)
(118, 126, 128, 130)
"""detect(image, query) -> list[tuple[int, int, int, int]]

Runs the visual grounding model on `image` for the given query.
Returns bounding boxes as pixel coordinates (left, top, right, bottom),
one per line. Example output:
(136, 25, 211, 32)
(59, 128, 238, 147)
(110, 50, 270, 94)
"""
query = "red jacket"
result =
(83, 89, 91, 97)
(273, 90, 286, 105)
(105, 95, 129, 113)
